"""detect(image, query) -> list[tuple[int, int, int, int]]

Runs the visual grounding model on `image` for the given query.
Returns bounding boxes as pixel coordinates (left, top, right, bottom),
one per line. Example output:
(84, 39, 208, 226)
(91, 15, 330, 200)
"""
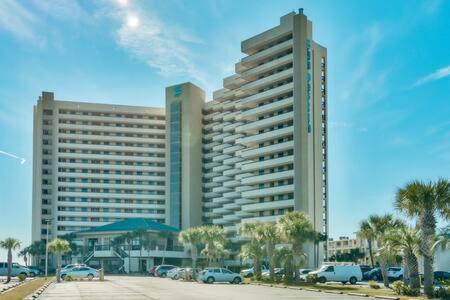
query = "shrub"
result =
(391, 280, 419, 296)
(18, 274, 26, 282)
(368, 280, 380, 289)
(305, 274, 317, 284)
(434, 279, 450, 299)
(64, 275, 74, 281)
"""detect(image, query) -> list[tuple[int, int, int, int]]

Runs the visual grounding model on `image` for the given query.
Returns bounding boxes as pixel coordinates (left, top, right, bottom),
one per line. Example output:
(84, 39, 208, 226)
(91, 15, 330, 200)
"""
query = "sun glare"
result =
(127, 15, 139, 28)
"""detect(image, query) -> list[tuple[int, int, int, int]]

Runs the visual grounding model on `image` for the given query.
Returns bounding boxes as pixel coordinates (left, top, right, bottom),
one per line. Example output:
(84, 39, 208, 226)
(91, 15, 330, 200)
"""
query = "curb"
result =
(24, 280, 54, 300)
(348, 292, 369, 297)
(249, 282, 405, 299)
(0, 279, 31, 294)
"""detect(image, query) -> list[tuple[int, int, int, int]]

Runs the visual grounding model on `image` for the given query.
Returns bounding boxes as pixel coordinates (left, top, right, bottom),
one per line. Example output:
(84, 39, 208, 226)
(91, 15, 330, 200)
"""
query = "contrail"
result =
(0, 150, 26, 164)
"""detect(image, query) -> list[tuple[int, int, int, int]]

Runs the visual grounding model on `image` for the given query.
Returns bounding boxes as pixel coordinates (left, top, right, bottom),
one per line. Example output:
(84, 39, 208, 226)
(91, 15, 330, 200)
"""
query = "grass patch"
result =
(0, 278, 52, 300)
(245, 279, 427, 300)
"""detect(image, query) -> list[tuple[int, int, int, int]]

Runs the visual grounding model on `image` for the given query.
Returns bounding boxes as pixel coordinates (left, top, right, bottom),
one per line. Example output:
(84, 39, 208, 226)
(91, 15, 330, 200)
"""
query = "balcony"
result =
(236, 111, 293, 133)
(239, 140, 294, 159)
(237, 97, 293, 121)
(241, 155, 293, 171)
(242, 170, 294, 185)
(236, 126, 293, 146)
(242, 184, 294, 198)
(242, 199, 294, 212)
(236, 82, 293, 109)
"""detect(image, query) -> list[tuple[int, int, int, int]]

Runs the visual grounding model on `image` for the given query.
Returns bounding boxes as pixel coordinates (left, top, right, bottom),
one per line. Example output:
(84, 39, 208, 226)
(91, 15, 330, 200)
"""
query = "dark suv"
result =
(155, 265, 177, 277)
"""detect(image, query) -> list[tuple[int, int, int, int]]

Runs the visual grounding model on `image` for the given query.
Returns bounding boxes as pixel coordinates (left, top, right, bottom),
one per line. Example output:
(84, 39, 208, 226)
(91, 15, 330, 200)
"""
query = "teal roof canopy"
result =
(77, 218, 179, 235)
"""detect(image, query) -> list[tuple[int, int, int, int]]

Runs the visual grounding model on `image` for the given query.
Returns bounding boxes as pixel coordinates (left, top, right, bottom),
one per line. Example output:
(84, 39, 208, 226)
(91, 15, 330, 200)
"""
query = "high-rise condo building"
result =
(32, 92, 166, 243)
(32, 10, 327, 267)
(201, 10, 328, 266)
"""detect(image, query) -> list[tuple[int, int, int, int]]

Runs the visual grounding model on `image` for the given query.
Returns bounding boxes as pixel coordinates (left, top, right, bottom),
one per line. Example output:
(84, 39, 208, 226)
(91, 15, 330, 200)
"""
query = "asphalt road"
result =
(38, 276, 372, 300)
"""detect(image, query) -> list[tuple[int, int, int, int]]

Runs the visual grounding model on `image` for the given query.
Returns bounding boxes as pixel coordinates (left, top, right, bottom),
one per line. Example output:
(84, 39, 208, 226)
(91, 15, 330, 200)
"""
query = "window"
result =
(325, 266, 334, 272)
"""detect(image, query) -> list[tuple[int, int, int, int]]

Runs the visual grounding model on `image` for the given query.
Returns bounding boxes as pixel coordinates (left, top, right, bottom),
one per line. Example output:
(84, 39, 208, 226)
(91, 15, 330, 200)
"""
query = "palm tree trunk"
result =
(407, 252, 420, 290)
(267, 244, 275, 281)
(6, 249, 12, 283)
(368, 240, 374, 268)
(402, 254, 410, 285)
(56, 254, 61, 283)
(380, 258, 389, 288)
(254, 256, 261, 280)
(420, 212, 436, 298)
(191, 246, 197, 280)
(162, 238, 167, 265)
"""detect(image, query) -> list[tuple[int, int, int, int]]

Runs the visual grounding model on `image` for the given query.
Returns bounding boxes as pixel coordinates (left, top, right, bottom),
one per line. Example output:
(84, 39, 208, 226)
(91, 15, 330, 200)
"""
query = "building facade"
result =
(327, 237, 374, 265)
(32, 92, 166, 243)
(32, 10, 327, 268)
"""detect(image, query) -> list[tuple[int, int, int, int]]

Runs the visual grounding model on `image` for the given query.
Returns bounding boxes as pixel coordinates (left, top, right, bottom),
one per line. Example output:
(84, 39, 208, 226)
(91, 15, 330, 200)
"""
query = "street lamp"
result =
(43, 218, 53, 279)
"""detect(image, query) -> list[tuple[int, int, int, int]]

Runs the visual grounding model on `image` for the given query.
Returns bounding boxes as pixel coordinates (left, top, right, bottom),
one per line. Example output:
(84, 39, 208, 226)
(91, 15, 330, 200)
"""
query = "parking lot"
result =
(38, 276, 371, 299)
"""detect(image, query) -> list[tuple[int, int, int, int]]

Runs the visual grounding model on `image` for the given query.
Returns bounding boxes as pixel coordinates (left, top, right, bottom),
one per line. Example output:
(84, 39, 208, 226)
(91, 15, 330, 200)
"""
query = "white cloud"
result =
(412, 65, 450, 87)
(101, 1, 213, 93)
(0, 150, 26, 165)
(0, 0, 39, 41)
(329, 121, 368, 133)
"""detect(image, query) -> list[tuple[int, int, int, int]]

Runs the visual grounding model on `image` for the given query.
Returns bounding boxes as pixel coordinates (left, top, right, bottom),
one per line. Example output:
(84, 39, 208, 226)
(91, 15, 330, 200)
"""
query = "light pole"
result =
(44, 218, 52, 279)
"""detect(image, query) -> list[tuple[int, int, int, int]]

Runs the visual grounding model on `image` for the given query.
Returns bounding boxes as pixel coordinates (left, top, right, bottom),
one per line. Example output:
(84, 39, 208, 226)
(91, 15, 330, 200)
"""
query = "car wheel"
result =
(29, 272, 36, 277)
(161, 273, 167, 278)
(318, 276, 326, 284)
(20, 272, 27, 278)
(349, 277, 357, 285)
(233, 277, 241, 284)
(174, 275, 179, 280)
(207, 276, 215, 284)
(87, 274, 94, 280)
(61, 274, 66, 280)
(371, 274, 378, 281)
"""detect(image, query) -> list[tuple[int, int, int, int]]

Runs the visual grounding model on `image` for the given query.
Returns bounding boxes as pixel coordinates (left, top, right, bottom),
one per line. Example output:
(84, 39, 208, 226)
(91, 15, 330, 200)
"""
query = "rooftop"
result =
(77, 218, 180, 235)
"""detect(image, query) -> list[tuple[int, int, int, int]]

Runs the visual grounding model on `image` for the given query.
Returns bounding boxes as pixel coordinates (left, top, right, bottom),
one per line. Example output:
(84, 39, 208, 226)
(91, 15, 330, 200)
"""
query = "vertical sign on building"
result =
(306, 39, 312, 134)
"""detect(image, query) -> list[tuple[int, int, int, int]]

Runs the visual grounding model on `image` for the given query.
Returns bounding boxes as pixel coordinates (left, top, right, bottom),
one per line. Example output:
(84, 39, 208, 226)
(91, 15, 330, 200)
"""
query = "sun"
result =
(127, 15, 139, 28)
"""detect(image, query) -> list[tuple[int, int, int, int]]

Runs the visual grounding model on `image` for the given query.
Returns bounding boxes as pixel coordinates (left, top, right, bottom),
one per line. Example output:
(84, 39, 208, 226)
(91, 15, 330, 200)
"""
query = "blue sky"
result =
(0, 0, 449, 259)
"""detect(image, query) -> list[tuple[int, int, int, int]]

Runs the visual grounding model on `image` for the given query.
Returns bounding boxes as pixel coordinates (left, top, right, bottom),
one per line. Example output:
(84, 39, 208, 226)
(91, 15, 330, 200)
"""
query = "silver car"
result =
(61, 266, 99, 280)
(199, 268, 242, 284)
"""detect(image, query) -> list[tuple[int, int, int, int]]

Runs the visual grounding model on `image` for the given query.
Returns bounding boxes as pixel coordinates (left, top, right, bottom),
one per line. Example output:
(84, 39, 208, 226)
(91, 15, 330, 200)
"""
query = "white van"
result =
(310, 264, 362, 284)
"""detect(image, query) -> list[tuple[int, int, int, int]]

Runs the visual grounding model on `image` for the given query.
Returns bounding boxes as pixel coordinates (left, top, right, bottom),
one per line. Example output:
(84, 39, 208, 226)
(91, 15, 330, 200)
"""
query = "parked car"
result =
(387, 267, 403, 281)
(262, 268, 285, 279)
(360, 265, 372, 280)
(167, 267, 184, 280)
(240, 265, 269, 277)
(61, 266, 99, 280)
(155, 265, 177, 277)
(200, 268, 242, 284)
(434, 271, 450, 283)
(365, 267, 381, 281)
(179, 267, 202, 280)
(309, 264, 362, 284)
(27, 266, 44, 276)
(61, 263, 87, 271)
(148, 266, 157, 276)
(0, 262, 32, 277)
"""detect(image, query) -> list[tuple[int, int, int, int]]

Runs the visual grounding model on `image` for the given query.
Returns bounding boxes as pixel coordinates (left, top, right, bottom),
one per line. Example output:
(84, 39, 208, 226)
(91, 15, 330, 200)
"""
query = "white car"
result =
(240, 265, 269, 277)
(61, 263, 87, 271)
(309, 264, 362, 284)
(61, 266, 99, 280)
(200, 268, 242, 284)
(167, 267, 184, 280)
(387, 267, 403, 281)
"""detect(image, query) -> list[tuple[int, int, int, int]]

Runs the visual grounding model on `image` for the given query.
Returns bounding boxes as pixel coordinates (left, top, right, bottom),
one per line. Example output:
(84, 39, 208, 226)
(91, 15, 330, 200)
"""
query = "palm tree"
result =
(19, 246, 30, 266)
(28, 240, 46, 267)
(133, 229, 147, 273)
(357, 220, 376, 267)
(121, 232, 134, 273)
(277, 211, 316, 280)
(48, 238, 71, 283)
(384, 225, 421, 290)
(179, 227, 203, 279)
(61, 233, 81, 265)
(0, 238, 21, 283)
(200, 225, 228, 267)
(259, 223, 279, 280)
(274, 246, 297, 282)
(368, 214, 401, 287)
(395, 179, 450, 297)
(239, 222, 264, 279)
(157, 230, 173, 265)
